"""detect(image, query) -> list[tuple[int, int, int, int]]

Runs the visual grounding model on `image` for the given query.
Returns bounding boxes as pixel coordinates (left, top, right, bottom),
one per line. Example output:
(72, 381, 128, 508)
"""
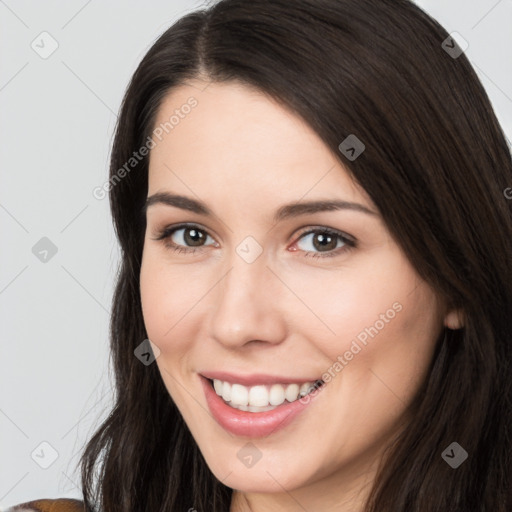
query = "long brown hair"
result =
(79, 0, 512, 510)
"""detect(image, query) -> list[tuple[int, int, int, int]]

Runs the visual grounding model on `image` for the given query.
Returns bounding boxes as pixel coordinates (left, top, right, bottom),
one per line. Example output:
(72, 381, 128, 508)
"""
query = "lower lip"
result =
(200, 375, 319, 438)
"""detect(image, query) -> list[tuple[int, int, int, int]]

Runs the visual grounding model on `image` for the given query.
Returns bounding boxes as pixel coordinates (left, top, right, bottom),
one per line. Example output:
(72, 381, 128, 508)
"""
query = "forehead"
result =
(147, 80, 374, 210)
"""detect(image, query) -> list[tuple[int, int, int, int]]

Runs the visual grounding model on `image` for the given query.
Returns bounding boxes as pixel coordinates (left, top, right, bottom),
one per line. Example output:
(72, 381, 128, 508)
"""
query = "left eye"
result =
(294, 228, 355, 258)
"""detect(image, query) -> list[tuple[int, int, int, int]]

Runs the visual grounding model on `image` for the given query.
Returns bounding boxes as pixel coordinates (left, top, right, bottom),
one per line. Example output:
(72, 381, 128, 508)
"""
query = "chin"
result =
(205, 454, 311, 493)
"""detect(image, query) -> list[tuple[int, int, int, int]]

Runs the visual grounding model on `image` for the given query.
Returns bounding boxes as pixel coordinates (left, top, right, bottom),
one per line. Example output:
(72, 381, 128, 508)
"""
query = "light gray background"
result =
(1, 0, 511, 508)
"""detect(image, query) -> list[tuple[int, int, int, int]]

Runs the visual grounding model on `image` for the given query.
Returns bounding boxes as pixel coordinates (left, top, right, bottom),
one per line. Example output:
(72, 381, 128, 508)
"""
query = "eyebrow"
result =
(143, 192, 378, 222)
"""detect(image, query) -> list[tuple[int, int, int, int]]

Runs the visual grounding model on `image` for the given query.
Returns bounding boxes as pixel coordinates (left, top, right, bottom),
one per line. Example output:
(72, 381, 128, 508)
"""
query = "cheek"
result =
(139, 253, 205, 407)
(335, 289, 440, 417)
(302, 255, 441, 391)
(140, 257, 168, 340)
(297, 257, 413, 347)
(139, 252, 203, 350)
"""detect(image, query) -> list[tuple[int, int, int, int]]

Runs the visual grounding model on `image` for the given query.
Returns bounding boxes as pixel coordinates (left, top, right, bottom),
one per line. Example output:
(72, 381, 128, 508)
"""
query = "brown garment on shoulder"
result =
(7, 498, 86, 512)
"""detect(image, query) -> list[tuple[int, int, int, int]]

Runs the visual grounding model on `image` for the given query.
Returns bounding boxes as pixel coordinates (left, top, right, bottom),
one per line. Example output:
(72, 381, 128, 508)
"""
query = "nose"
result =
(208, 252, 288, 350)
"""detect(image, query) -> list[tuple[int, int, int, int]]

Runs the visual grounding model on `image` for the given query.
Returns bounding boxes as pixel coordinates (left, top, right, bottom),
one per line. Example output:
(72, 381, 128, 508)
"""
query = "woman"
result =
(10, 0, 512, 510)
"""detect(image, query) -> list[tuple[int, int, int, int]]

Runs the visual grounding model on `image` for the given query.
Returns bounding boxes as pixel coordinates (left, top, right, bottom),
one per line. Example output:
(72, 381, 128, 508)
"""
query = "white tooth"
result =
(299, 382, 312, 397)
(269, 384, 286, 405)
(249, 385, 269, 407)
(213, 379, 223, 396)
(222, 381, 232, 402)
(230, 383, 249, 406)
(237, 404, 249, 411)
(285, 383, 300, 402)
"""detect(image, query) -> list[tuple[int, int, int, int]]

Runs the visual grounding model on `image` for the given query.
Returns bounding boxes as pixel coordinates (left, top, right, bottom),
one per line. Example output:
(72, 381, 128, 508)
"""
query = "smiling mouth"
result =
(207, 377, 325, 412)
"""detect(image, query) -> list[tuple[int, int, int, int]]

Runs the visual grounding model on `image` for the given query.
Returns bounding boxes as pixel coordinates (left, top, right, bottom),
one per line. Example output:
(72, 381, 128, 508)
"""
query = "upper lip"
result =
(200, 371, 323, 387)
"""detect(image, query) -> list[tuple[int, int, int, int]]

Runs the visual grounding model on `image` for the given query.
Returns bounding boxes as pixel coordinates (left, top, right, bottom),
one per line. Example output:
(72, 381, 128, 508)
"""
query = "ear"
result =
(443, 308, 465, 330)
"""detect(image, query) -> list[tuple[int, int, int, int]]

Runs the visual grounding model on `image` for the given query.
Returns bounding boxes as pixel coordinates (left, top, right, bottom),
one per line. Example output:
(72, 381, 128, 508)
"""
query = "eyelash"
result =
(152, 223, 357, 259)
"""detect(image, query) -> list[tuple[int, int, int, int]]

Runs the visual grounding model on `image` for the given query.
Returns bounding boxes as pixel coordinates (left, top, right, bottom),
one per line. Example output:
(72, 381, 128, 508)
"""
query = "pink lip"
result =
(200, 370, 321, 387)
(200, 375, 322, 438)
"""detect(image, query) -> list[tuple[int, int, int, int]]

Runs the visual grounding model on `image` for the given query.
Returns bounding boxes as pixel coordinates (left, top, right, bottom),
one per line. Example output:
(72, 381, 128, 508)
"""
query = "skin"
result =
(139, 80, 463, 512)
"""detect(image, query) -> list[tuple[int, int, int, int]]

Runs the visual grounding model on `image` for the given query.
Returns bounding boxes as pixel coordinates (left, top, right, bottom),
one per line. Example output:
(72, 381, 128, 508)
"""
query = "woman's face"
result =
(140, 80, 451, 504)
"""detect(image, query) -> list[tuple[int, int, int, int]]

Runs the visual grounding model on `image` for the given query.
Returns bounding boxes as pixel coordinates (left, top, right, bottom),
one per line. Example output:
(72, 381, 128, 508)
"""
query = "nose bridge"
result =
(208, 248, 287, 348)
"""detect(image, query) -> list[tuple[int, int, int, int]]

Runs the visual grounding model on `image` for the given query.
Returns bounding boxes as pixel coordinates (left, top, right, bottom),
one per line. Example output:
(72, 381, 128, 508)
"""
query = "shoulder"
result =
(4, 498, 86, 512)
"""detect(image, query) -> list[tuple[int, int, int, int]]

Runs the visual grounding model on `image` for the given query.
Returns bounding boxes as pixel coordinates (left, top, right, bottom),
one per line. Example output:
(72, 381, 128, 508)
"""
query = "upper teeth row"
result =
(213, 379, 321, 407)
